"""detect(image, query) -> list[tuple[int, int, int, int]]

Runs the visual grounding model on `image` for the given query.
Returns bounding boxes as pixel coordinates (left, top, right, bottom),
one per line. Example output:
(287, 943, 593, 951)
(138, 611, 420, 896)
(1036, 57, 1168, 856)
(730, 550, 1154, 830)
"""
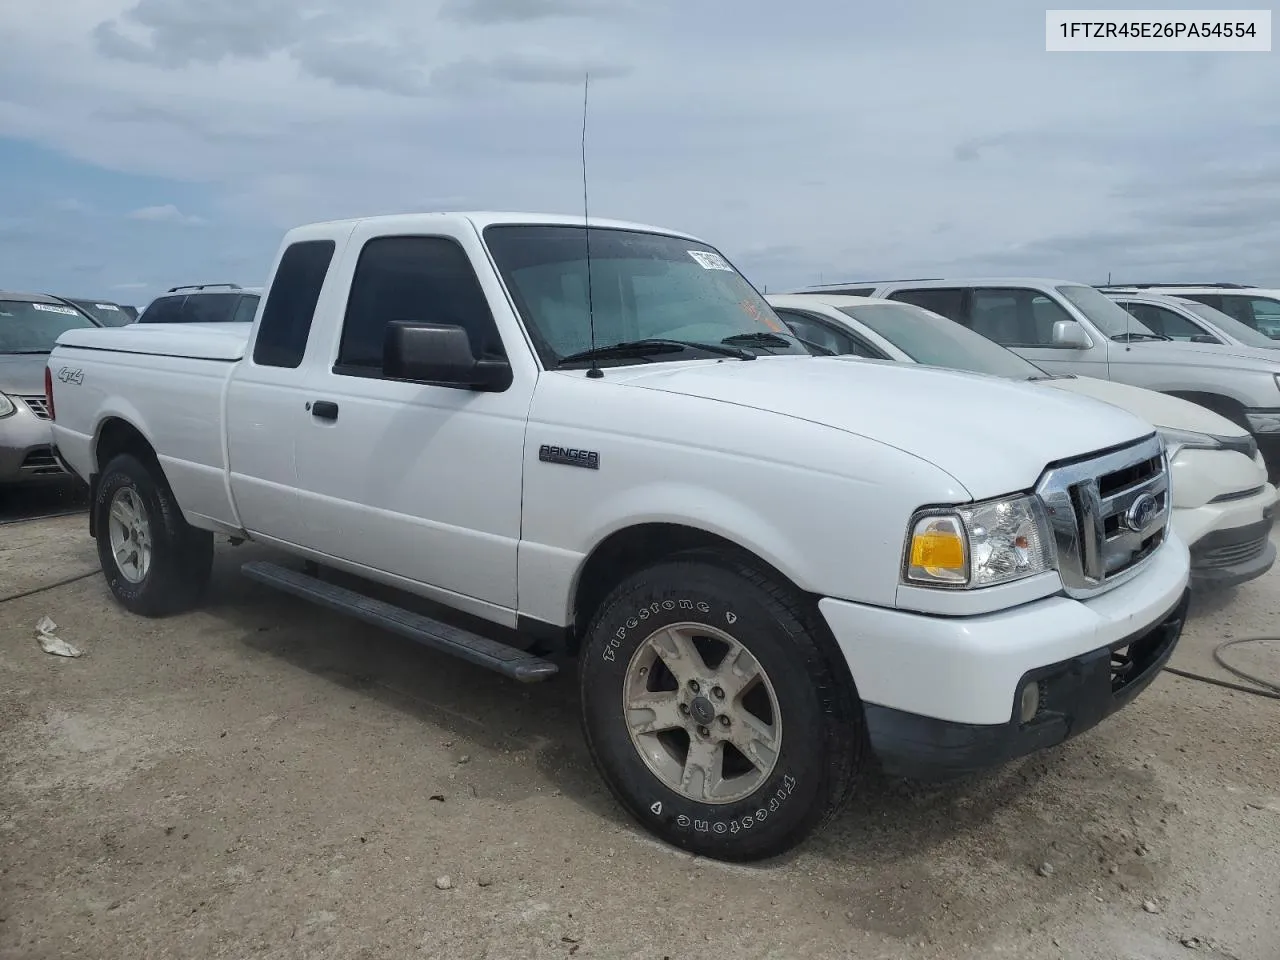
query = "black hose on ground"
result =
(0, 569, 100, 605)
(1164, 636, 1280, 701)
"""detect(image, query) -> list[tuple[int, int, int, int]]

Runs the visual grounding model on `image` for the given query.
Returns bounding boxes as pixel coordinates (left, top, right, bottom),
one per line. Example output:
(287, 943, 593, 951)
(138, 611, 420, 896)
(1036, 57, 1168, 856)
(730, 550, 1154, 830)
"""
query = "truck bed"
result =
(51, 323, 253, 533)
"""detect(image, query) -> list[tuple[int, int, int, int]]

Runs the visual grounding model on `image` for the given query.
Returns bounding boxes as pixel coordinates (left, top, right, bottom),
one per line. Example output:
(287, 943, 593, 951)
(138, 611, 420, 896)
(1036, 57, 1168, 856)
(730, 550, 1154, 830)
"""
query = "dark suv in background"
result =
(137, 283, 262, 324)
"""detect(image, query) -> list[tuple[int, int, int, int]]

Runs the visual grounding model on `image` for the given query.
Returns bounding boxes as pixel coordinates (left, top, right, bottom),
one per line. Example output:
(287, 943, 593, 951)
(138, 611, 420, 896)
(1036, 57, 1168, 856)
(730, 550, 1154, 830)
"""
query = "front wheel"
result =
(94, 453, 214, 617)
(578, 553, 866, 862)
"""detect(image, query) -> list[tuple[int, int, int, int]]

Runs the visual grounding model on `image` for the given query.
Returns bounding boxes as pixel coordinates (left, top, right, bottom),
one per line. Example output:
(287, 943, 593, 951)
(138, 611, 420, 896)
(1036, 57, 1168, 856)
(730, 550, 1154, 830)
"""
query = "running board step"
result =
(241, 561, 559, 683)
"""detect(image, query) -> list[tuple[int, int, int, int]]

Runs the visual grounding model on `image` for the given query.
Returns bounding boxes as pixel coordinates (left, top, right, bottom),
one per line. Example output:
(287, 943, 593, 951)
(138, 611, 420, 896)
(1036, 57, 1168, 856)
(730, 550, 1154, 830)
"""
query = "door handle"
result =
(310, 400, 339, 422)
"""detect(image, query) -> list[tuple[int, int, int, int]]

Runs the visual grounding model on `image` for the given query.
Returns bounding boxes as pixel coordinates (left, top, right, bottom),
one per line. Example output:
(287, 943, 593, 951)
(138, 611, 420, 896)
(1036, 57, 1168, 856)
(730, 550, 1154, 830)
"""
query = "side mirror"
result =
(1051, 319, 1091, 349)
(383, 321, 511, 391)
(1190, 334, 1220, 344)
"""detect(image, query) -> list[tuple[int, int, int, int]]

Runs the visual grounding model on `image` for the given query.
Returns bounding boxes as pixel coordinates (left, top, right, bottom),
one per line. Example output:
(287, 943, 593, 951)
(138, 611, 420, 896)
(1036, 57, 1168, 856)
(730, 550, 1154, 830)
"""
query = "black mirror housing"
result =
(383, 321, 511, 391)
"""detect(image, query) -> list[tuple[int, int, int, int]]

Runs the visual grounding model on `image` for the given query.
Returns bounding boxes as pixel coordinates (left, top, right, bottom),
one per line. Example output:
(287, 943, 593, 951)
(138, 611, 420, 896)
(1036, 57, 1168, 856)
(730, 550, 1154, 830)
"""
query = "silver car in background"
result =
(0, 292, 99, 485)
(1101, 289, 1280, 351)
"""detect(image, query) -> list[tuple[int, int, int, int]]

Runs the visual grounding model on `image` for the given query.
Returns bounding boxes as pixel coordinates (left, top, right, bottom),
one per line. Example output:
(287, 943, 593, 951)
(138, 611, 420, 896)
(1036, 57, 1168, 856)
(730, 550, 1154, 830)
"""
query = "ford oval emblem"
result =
(1124, 492, 1159, 533)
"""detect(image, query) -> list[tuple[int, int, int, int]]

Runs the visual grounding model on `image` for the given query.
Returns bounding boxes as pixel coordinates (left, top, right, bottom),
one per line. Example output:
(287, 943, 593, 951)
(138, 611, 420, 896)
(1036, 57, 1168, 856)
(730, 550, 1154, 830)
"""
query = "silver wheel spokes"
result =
(107, 488, 152, 584)
(623, 622, 781, 806)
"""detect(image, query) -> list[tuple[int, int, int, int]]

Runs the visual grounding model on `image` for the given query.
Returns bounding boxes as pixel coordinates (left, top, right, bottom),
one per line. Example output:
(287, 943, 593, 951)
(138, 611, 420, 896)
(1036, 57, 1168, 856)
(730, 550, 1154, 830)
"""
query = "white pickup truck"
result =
(47, 212, 1191, 862)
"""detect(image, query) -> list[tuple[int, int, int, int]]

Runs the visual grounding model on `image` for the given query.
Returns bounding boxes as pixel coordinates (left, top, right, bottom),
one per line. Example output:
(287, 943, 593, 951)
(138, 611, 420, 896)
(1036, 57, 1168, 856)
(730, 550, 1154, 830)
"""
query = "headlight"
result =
(903, 494, 1054, 589)
(0, 392, 15, 419)
(1157, 427, 1224, 456)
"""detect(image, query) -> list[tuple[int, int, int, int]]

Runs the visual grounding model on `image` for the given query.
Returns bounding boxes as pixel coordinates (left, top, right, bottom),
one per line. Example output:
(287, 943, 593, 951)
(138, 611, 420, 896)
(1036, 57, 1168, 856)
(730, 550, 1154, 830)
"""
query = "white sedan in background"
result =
(768, 293, 1277, 590)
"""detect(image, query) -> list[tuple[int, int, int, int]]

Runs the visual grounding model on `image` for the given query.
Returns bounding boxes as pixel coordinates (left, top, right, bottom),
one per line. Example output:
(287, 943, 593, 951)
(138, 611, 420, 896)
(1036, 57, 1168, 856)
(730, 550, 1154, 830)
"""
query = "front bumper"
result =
(1188, 510, 1276, 588)
(862, 588, 1190, 780)
(818, 531, 1190, 776)
(0, 402, 67, 484)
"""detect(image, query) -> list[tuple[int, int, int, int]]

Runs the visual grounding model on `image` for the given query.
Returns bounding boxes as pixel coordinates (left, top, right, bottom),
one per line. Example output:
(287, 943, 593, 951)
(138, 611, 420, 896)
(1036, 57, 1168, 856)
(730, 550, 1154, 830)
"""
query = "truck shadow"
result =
(197, 544, 1170, 907)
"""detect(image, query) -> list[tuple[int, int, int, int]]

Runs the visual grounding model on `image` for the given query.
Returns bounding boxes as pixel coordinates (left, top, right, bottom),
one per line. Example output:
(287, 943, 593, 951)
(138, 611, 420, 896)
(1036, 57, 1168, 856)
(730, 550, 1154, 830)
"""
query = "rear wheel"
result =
(578, 552, 866, 862)
(94, 453, 213, 617)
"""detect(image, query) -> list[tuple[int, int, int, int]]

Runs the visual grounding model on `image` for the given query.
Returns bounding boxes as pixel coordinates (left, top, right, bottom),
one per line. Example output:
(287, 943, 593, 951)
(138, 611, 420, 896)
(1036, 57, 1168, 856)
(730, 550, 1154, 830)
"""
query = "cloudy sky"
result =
(1, 1, 1278, 306)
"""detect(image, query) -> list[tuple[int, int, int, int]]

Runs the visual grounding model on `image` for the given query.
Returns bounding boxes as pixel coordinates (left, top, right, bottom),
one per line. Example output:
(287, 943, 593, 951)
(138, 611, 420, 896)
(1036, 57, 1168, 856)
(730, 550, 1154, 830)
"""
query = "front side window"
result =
(840, 301, 1046, 379)
(337, 235, 504, 375)
(773, 309, 880, 357)
(482, 225, 806, 367)
(0, 300, 97, 353)
(968, 288, 1077, 346)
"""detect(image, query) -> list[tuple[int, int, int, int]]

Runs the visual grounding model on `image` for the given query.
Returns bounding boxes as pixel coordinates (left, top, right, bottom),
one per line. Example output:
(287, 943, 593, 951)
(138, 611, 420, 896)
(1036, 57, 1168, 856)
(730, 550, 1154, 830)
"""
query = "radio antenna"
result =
(581, 71, 603, 379)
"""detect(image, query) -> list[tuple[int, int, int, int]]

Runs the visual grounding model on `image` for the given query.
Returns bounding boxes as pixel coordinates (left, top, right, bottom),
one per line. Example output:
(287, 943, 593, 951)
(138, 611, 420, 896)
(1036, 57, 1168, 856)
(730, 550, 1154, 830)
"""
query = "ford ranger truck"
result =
(46, 212, 1192, 863)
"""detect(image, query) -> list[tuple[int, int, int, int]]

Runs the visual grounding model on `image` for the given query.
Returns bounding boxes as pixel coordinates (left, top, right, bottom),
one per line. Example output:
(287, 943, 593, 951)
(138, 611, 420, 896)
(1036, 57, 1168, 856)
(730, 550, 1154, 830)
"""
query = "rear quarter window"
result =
(253, 240, 337, 368)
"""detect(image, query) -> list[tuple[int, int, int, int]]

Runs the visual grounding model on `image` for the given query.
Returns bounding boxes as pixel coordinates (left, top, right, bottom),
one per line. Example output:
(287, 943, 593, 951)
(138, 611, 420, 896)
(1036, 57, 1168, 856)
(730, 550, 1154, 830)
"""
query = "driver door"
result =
(292, 222, 535, 619)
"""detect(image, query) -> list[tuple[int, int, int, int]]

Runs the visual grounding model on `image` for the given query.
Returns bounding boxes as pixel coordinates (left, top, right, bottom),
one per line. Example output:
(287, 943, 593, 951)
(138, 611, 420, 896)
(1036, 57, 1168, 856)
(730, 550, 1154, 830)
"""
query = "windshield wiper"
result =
(558, 338, 755, 366)
(720, 331, 835, 356)
(4, 350, 53, 355)
(1111, 332, 1171, 342)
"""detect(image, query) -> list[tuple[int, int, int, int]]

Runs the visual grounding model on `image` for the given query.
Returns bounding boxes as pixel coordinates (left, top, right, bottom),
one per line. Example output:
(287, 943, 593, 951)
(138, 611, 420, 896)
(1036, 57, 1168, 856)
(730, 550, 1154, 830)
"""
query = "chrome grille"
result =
(1036, 434, 1170, 598)
(18, 395, 51, 419)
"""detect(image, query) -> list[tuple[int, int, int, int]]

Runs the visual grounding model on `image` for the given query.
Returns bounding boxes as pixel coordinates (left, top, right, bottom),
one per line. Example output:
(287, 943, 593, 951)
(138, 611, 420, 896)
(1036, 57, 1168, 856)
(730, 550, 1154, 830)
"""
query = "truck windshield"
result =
(1056, 284, 1159, 339)
(482, 225, 807, 367)
(838, 301, 1049, 379)
(0, 300, 97, 353)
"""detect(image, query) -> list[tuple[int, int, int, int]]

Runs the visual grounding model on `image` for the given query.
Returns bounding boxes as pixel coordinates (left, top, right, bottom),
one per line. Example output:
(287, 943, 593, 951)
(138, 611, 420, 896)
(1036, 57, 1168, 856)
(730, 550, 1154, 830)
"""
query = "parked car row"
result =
(36, 210, 1260, 862)
(768, 293, 1276, 589)
(2, 282, 258, 487)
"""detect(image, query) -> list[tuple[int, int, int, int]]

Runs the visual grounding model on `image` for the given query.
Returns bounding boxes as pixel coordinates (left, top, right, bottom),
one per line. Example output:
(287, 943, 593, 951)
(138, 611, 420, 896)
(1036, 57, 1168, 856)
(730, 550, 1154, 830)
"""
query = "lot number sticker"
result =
(688, 250, 734, 271)
(32, 303, 80, 316)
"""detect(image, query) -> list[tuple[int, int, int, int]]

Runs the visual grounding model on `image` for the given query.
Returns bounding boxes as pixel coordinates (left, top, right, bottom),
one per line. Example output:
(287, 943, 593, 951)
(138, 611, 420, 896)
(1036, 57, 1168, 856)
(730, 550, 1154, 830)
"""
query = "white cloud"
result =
(127, 203, 205, 225)
(0, 0, 1278, 292)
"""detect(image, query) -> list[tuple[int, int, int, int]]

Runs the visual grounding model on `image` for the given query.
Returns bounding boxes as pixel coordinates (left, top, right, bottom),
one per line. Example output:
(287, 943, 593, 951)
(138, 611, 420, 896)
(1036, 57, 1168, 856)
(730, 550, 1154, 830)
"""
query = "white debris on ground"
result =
(35, 615, 81, 658)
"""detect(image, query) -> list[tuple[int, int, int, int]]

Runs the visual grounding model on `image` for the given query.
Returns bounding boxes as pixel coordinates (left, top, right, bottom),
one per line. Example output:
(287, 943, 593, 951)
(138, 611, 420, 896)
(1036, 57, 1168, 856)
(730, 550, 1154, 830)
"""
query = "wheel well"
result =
(1164, 391, 1249, 429)
(572, 523, 795, 637)
(95, 417, 161, 474)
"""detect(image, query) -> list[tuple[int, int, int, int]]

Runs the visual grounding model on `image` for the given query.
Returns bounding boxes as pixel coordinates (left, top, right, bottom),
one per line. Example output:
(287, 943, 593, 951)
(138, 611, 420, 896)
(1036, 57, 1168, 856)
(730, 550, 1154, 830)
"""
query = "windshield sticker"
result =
(32, 303, 80, 316)
(739, 297, 787, 332)
(688, 250, 734, 272)
(94, 303, 120, 311)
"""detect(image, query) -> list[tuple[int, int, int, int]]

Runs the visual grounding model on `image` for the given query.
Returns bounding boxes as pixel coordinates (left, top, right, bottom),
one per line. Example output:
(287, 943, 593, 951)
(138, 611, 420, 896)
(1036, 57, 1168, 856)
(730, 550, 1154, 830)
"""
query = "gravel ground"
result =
(1, 502, 1278, 960)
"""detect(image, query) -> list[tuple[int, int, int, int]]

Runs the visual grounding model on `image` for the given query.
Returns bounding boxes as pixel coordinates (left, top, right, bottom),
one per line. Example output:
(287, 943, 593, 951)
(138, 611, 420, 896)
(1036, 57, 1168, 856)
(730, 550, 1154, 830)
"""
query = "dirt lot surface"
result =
(2, 497, 1278, 960)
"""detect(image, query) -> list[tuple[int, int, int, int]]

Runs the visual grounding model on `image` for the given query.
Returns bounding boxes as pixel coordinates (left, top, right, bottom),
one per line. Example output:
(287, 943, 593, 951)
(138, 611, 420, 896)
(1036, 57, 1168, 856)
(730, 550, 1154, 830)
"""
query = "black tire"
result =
(94, 453, 214, 617)
(578, 551, 866, 862)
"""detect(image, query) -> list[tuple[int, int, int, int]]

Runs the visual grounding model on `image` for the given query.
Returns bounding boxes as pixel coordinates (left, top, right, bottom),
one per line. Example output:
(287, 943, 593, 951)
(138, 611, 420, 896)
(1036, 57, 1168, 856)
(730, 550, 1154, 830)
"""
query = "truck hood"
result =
(609, 357, 1155, 499)
(1122, 339, 1280, 373)
(0, 354, 48, 395)
(1040, 375, 1248, 437)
